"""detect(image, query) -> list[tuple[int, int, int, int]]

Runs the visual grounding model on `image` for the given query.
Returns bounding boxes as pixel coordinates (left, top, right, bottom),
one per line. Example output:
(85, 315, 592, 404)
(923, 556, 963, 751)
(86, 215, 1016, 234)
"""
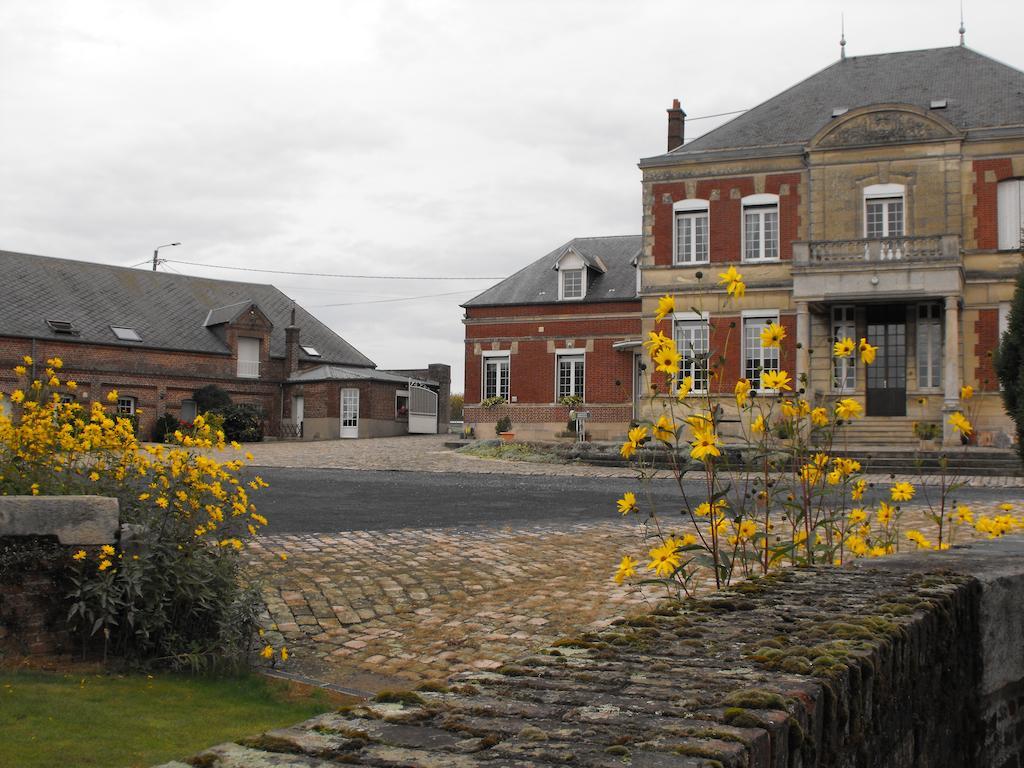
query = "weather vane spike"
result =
(959, 1, 966, 46)
(840, 13, 847, 60)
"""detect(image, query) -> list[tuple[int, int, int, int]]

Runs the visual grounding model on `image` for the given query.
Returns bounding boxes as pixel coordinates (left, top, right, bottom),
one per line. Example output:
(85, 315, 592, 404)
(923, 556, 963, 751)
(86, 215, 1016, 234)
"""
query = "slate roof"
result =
(463, 235, 641, 307)
(0, 250, 375, 367)
(288, 365, 434, 386)
(642, 46, 1024, 165)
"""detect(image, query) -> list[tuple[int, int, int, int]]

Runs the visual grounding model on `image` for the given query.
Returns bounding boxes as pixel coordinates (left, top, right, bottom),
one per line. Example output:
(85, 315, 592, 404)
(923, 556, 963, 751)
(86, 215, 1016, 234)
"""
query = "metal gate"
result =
(408, 383, 438, 434)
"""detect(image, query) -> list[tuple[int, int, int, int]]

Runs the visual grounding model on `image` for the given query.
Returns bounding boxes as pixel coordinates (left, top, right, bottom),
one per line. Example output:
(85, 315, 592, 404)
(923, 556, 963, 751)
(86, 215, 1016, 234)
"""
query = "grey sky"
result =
(2, 1, 1020, 392)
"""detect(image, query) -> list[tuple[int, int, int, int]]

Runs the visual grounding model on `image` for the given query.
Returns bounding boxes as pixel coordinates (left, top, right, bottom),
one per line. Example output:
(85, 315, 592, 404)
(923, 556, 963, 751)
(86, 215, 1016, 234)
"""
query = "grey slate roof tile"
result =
(463, 235, 641, 307)
(644, 46, 1024, 163)
(0, 250, 375, 368)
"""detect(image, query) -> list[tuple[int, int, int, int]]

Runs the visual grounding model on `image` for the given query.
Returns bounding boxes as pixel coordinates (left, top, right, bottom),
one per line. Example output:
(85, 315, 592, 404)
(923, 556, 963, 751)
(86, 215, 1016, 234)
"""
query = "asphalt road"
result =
(244, 467, 1019, 533)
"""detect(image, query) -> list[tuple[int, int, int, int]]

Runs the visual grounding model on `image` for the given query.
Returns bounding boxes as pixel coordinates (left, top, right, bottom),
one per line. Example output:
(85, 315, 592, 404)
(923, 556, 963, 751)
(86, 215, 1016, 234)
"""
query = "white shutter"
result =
(998, 180, 1023, 250)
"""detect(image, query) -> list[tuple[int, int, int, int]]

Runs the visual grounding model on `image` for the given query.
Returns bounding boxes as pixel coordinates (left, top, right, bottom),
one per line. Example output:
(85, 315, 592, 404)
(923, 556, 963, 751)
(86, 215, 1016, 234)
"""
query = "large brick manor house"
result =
(463, 44, 1024, 446)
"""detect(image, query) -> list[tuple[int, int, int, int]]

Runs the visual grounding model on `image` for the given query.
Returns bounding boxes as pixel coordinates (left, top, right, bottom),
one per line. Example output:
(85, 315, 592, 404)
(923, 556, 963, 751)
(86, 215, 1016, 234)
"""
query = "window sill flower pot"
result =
(499, 431, 516, 442)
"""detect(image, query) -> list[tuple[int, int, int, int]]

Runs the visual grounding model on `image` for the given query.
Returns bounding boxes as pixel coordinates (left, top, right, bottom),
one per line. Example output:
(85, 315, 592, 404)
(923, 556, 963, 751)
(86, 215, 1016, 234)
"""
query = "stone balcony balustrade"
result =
(793, 234, 961, 267)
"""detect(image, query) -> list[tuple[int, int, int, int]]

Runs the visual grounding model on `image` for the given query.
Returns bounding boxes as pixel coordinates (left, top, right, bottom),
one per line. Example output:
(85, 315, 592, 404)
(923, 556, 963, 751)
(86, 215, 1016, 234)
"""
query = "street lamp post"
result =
(152, 242, 181, 271)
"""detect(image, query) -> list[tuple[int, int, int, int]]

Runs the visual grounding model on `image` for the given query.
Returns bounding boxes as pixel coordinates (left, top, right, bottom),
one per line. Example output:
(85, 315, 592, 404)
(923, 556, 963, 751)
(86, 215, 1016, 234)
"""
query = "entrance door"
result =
(866, 306, 906, 416)
(292, 396, 304, 437)
(340, 388, 359, 438)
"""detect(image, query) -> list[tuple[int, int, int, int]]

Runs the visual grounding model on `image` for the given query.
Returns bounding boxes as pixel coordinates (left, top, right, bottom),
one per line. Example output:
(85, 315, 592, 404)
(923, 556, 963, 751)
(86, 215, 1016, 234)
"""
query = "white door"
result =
(408, 384, 438, 434)
(292, 395, 304, 434)
(340, 388, 359, 438)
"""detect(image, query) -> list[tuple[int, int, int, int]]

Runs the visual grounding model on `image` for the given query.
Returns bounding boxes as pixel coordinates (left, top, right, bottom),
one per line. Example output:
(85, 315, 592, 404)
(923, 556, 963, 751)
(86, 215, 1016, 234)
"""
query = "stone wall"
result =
(168, 536, 1024, 768)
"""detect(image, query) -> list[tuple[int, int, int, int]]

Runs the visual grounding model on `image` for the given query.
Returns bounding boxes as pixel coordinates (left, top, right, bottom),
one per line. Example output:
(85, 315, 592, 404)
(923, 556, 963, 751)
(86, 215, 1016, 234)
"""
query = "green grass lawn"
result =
(0, 668, 343, 768)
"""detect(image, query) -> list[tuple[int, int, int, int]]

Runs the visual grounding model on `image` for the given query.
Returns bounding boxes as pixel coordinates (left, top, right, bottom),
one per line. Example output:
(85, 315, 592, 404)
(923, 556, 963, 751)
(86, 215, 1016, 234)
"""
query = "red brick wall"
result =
(975, 308, 1000, 391)
(651, 173, 801, 266)
(466, 301, 639, 319)
(973, 158, 1016, 250)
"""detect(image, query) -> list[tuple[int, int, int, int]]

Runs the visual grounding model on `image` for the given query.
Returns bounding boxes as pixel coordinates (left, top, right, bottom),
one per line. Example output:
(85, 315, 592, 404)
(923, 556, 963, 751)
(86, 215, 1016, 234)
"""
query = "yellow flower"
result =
(652, 345, 682, 375)
(676, 376, 693, 401)
(759, 322, 786, 348)
(280, 647, 288, 662)
(694, 499, 727, 517)
(859, 338, 877, 365)
(22, 355, 32, 365)
(955, 505, 974, 525)
(279, 553, 288, 561)
(261, 645, 274, 660)
(877, 501, 895, 525)
(654, 294, 675, 322)
(106, 390, 118, 403)
(948, 411, 972, 436)
(960, 384, 974, 400)
(98, 559, 112, 571)
(851, 478, 867, 501)
(646, 543, 682, 578)
(835, 398, 863, 420)
(833, 337, 855, 358)
(760, 370, 792, 391)
(890, 482, 915, 502)
(735, 520, 757, 540)
(47, 357, 63, 369)
(690, 429, 721, 462)
(13, 365, 26, 376)
(10, 390, 24, 404)
(617, 491, 638, 515)
(849, 508, 868, 524)
(101, 544, 115, 556)
(614, 555, 639, 584)
(653, 414, 677, 442)
(717, 266, 745, 298)
(89, 471, 100, 482)
(48, 376, 60, 387)
(751, 414, 765, 434)
(998, 502, 1014, 512)
(810, 407, 829, 427)
(72, 550, 87, 560)
(734, 378, 751, 408)
(905, 529, 932, 550)
(155, 496, 169, 509)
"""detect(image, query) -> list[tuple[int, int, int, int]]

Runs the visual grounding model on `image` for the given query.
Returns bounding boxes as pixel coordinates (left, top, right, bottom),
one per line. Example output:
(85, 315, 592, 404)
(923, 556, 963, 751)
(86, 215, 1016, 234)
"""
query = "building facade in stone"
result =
(638, 45, 1024, 446)
(462, 236, 642, 440)
(0, 250, 449, 441)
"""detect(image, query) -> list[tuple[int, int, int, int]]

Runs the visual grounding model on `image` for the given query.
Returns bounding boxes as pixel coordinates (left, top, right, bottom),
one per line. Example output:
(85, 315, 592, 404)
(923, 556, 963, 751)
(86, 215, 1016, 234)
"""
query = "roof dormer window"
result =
(560, 268, 584, 300)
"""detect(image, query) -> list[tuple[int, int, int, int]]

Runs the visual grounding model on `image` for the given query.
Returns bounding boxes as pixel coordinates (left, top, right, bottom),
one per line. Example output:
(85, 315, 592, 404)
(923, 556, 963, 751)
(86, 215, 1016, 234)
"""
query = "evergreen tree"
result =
(996, 267, 1024, 459)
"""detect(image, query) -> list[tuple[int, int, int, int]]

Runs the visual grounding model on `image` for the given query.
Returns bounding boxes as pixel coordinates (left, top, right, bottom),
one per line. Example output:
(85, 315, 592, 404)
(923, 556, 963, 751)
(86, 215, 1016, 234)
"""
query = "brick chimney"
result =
(667, 98, 686, 152)
(285, 306, 300, 375)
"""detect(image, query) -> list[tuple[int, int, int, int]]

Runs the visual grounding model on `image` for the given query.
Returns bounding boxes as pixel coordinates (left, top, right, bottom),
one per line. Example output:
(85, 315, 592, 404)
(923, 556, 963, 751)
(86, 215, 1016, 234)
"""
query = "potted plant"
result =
(913, 421, 941, 450)
(495, 415, 514, 441)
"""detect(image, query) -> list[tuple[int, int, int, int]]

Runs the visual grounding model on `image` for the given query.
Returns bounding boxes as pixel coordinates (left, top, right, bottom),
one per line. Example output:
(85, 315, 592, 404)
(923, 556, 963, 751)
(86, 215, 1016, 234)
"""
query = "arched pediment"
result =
(809, 104, 961, 149)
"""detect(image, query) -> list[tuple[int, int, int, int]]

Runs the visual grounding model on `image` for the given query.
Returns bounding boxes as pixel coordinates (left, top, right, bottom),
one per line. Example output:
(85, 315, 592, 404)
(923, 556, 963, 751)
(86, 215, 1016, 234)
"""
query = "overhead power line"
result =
(310, 289, 477, 308)
(687, 108, 748, 122)
(162, 258, 502, 281)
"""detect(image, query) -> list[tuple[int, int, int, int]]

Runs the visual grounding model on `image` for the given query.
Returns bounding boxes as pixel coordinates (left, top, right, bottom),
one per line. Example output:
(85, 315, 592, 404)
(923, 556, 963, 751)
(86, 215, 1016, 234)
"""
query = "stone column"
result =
(942, 295, 962, 447)
(796, 301, 810, 391)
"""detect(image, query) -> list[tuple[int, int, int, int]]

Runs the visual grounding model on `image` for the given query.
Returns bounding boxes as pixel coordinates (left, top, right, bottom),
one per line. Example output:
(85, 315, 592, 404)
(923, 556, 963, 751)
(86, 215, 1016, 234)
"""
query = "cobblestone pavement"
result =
(231, 434, 1024, 487)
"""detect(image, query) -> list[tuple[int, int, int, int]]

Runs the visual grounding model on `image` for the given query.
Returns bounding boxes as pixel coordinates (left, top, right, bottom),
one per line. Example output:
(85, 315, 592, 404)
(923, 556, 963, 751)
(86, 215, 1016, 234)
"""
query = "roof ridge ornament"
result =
(840, 13, 846, 61)
(959, 1, 966, 46)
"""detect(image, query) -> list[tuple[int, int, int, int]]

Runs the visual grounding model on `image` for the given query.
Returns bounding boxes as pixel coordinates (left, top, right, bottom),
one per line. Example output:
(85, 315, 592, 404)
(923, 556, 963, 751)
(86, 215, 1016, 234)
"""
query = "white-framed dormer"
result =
(554, 246, 607, 301)
(863, 183, 905, 238)
(673, 198, 710, 265)
(741, 193, 780, 262)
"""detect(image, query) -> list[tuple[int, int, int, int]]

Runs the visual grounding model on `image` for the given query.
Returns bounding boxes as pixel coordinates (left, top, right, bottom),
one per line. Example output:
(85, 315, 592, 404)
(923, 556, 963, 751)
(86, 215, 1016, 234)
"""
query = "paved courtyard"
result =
(237, 435, 1024, 693)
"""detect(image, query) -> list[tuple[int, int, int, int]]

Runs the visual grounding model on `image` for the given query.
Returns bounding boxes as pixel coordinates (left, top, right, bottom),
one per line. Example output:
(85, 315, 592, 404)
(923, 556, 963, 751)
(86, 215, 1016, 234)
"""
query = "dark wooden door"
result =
(866, 305, 906, 416)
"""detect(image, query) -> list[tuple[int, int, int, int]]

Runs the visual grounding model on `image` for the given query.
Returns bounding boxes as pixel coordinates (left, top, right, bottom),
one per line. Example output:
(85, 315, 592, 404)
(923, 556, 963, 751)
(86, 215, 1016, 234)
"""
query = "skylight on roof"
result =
(831, 107, 849, 118)
(300, 345, 321, 357)
(930, 99, 948, 109)
(111, 326, 142, 342)
(46, 319, 79, 335)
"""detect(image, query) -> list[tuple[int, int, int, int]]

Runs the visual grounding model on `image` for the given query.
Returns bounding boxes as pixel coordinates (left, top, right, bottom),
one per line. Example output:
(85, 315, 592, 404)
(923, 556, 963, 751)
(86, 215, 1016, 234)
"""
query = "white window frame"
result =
(673, 199, 710, 265)
(559, 268, 585, 300)
(116, 396, 136, 416)
(673, 311, 710, 394)
(741, 193, 780, 263)
(482, 352, 510, 401)
(864, 183, 905, 239)
(832, 305, 856, 392)
(555, 350, 585, 401)
(742, 310, 781, 392)
(916, 303, 943, 390)
(997, 179, 1024, 251)
(237, 336, 261, 379)
(180, 399, 198, 423)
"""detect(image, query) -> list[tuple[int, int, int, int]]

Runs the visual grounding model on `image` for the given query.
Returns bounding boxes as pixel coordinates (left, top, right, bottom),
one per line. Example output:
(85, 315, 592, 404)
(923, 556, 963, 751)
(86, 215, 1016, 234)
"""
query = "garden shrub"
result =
(0, 356, 277, 670)
(219, 403, 264, 443)
(152, 413, 180, 443)
(192, 384, 232, 414)
(495, 416, 512, 435)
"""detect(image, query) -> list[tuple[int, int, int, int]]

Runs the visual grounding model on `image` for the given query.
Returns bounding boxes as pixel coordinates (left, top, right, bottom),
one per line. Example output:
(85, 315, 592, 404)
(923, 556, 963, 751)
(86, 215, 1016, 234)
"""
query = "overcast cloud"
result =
(1, 0, 1020, 391)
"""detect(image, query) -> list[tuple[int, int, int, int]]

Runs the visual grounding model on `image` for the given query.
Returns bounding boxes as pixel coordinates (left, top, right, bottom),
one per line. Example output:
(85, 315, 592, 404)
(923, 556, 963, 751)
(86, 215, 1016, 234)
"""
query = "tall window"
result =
(998, 179, 1024, 250)
(556, 353, 585, 400)
(832, 305, 856, 391)
(917, 303, 942, 389)
(237, 336, 260, 378)
(560, 268, 584, 299)
(742, 194, 779, 262)
(483, 354, 510, 400)
(673, 200, 709, 264)
(864, 184, 905, 238)
(743, 314, 780, 389)
(674, 316, 709, 393)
